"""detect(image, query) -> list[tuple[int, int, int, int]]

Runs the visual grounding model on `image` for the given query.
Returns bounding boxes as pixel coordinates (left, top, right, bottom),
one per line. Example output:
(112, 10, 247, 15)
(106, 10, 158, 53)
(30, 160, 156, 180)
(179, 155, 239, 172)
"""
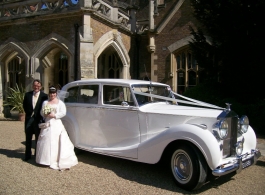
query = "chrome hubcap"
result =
(172, 150, 192, 183)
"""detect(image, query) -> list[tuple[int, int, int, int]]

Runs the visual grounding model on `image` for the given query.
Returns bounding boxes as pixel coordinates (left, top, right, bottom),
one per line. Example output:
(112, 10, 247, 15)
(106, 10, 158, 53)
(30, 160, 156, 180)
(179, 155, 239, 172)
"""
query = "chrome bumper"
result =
(212, 149, 261, 176)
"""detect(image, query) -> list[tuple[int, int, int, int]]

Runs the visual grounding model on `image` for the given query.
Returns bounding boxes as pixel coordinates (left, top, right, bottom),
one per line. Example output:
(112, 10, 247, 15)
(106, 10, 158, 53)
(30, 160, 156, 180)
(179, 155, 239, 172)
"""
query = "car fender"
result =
(137, 124, 221, 169)
(242, 125, 257, 153)
(61, 111, 79, 145)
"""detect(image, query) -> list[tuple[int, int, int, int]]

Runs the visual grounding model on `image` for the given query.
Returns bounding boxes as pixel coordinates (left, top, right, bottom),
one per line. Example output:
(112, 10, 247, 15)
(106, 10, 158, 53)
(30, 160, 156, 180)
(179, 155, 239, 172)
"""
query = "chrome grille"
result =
(222, 116, 238, 157)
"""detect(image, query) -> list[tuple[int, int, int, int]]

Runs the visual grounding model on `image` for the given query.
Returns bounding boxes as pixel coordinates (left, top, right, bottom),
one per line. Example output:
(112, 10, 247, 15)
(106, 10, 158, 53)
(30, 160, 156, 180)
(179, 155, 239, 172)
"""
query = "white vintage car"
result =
(60, 79, 261, 191)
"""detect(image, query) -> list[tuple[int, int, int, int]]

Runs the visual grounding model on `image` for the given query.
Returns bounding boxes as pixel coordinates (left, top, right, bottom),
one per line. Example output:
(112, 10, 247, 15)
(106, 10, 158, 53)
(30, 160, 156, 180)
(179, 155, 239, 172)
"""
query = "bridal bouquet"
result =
(42, 104, 53, 115)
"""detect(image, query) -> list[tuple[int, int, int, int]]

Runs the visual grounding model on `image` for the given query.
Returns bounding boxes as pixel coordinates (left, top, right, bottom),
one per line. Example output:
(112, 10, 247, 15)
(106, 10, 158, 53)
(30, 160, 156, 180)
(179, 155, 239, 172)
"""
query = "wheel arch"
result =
(138, 124, 221, 170)
(160, 139, 208, 167)
(167, 140, 209, 190)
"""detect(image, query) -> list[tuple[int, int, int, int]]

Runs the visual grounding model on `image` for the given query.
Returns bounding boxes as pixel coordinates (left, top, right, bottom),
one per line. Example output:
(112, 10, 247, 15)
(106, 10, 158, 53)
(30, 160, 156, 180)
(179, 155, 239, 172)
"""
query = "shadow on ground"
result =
(1, 144, 263, 194)
(0, 140, 35, 161)
(76, 150, 238, 194)
(0, 148, 24, 159)
(256, 159, 265, 167)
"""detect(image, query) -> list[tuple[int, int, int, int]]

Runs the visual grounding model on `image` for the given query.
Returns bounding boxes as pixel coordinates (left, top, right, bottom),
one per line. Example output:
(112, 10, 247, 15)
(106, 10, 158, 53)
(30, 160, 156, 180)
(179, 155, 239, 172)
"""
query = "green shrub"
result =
(3, 84, 25, 113)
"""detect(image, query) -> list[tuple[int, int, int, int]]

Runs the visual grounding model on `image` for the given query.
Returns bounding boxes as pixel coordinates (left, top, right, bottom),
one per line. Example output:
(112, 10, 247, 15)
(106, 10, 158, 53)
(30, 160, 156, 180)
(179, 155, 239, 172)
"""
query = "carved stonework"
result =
(136, 20, 149, 33)
(0, 0, 79, 18)
(147, 45, 155, 53)
(112, 0, 118, 7)
(0, 0, 131, 30)
(92, 0, 111, 17)
(91, 0, 130, 29)
(118, 13, 130, 29)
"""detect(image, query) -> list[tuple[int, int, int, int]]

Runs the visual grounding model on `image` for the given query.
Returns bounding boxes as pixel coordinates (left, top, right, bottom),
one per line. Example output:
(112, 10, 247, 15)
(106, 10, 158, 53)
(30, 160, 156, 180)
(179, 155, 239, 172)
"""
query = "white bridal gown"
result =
(36, 100, 78, 170)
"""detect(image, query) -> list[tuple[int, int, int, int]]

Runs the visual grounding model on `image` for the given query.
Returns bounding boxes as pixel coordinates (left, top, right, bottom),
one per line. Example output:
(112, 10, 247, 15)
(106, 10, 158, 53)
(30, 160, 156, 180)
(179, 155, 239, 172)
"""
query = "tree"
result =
(189, 0, 265, 103)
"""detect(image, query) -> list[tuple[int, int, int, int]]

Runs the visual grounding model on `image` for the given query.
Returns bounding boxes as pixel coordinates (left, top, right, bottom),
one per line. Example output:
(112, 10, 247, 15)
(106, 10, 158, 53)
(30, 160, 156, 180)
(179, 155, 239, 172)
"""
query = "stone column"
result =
(82, 0, 93, 8)
(170, 53, 176, 91)
(129, 7, 136, 33)
(122, 64, 130, 79)
(0, 61, 3, 117)
(111, 2, 118, 22)
(148, 1, 157, 81)
(149, 0, 155, 30)
(80, 14, 94, 79)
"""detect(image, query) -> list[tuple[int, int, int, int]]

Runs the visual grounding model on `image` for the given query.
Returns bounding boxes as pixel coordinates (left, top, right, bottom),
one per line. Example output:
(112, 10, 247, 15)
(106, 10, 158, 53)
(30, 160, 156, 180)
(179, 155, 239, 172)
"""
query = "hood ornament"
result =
(225, 103, 232, 111)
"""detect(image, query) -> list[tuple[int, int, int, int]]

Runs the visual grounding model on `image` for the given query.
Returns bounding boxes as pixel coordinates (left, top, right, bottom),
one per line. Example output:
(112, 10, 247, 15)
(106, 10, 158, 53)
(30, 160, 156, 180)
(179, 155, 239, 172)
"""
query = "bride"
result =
(36, 86, 78, 170)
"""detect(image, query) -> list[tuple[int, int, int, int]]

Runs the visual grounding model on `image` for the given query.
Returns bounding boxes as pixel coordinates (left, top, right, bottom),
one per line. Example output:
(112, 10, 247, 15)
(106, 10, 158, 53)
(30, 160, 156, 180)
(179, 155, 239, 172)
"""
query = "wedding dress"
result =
(36, 100, 78, 170)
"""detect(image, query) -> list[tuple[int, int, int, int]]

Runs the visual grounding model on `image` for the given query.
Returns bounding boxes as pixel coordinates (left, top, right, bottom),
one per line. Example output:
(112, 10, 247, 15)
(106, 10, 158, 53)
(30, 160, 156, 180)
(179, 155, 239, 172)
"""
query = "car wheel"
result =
(170, 145, 207, 191)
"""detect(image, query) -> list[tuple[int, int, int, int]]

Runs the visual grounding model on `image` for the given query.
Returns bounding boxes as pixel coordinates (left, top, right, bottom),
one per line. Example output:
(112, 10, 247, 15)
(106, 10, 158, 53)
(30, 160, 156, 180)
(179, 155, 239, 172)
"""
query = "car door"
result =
(75, 83, 140, 159)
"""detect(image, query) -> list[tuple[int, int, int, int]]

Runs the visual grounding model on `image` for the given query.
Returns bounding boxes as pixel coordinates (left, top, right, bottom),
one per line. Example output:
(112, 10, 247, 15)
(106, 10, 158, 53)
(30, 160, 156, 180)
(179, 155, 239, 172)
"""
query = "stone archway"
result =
(0, 39, 30, 87)
(32, 33, 74, 93)
(94, 31, 130, 79)
(0, 40, 30, 117)
(97, 45, 123, 78)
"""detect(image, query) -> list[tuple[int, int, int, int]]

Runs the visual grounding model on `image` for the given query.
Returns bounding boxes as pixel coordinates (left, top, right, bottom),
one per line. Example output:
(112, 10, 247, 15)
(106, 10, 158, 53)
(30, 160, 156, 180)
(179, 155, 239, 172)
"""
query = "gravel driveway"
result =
(0, 120, 265, 195)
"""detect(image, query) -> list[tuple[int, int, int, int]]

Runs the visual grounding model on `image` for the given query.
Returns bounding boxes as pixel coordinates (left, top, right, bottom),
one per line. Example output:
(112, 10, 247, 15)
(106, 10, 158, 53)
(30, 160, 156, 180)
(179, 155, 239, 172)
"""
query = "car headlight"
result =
(214, 119, 229, 140)
(235, 141, 244, 156)
(238, 116, 249, 134)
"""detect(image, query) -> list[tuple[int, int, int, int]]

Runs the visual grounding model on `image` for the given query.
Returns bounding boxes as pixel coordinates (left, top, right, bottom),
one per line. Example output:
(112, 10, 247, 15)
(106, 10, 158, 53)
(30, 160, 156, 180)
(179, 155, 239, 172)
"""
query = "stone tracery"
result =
(0, 0, 130, 29)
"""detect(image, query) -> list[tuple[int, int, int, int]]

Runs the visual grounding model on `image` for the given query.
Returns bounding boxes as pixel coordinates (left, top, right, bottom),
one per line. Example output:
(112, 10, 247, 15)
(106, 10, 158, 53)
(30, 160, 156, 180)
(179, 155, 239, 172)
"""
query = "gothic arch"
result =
(94, 31, 130, 78)
(31, 33, 74, 92)
(0, 41, 30, 76)
(0, 41, 30, 116)
(168, 35, 212, 53)
(31, 33, 74, 78)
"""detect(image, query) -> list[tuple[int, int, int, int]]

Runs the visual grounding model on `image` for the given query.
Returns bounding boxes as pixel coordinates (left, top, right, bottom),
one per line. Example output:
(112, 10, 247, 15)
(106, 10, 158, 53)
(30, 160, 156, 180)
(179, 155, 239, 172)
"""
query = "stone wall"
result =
(149, 0, 198, 85)
(0, 14, 81, 45)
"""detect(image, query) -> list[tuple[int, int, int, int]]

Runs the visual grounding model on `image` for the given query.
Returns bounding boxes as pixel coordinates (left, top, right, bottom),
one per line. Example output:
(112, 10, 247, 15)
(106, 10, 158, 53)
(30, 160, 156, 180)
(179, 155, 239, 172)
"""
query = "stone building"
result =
(0, 0, 204, 116)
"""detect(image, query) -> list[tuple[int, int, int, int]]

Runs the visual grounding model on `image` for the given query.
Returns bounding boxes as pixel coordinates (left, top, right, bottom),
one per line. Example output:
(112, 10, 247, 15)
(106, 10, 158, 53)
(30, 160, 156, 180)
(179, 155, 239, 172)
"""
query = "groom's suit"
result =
(23, 91, 48, 160)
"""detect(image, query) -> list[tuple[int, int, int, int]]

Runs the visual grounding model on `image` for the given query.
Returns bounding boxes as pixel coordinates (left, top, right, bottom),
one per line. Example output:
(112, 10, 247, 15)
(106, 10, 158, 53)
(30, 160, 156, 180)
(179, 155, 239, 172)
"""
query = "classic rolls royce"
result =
(60, 79, 261, 191)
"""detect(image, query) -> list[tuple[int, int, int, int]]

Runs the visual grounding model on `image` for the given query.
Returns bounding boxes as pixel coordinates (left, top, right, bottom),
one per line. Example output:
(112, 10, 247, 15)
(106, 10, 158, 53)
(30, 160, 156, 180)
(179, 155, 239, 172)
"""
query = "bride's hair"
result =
(49, 86, 57, 94)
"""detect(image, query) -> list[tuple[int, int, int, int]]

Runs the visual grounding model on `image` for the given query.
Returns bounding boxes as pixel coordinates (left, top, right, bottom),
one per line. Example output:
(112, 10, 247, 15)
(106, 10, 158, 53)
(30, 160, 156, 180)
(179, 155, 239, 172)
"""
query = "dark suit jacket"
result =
(23, 91, 48, 128)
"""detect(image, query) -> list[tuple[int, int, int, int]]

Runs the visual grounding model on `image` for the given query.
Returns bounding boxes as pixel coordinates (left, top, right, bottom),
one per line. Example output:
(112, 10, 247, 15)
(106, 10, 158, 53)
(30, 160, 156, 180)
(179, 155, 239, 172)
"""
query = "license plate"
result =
(242, 158, 253, 169)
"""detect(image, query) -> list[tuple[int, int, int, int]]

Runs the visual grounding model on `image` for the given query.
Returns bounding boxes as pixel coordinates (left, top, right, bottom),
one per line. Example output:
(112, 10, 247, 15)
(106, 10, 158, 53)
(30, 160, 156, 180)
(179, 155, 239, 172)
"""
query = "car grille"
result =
(222, 116, 238, 158)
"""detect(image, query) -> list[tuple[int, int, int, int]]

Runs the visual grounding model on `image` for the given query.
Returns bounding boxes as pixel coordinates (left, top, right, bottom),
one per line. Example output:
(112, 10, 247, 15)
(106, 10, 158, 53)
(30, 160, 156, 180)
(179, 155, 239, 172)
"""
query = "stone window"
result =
(58, 52, 68, 88)
(98, 49, 122, 79)
(8, 56, 22, 88)
(175, 49, 199, 94)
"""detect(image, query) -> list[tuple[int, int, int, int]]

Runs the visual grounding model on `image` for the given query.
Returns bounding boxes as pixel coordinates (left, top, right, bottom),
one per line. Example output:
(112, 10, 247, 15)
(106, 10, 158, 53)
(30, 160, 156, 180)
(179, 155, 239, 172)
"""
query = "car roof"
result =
(62, 79, 168, 89)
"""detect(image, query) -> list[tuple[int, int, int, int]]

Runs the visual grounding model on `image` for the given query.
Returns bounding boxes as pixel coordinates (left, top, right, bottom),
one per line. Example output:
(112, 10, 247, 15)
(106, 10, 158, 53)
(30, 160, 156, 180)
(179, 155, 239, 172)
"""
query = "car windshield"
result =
(132, 84, 174, 106)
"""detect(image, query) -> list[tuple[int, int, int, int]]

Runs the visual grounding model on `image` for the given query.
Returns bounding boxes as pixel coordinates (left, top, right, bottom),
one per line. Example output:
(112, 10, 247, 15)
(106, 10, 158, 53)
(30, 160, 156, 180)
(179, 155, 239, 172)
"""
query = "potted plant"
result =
(3, 84, 25, 121)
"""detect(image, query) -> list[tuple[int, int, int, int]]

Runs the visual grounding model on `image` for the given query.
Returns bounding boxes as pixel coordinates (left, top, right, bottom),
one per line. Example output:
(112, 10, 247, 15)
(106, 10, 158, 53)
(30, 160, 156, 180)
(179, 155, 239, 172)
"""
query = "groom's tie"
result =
(31, 93, 39, 117)
(33, 93, 38, 109)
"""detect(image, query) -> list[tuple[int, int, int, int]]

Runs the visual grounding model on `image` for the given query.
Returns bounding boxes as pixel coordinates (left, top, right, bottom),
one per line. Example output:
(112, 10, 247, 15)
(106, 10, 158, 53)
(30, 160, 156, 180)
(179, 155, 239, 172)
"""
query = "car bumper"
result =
(212, 149, 261, 176)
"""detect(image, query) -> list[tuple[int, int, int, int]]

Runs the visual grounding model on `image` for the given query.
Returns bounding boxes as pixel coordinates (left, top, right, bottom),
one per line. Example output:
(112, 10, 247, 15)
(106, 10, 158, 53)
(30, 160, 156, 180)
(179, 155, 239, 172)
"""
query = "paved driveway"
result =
(0, 120, 265, 195)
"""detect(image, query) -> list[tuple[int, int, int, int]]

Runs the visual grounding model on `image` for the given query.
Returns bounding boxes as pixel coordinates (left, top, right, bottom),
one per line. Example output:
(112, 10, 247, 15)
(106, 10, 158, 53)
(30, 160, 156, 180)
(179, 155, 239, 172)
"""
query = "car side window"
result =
(65, 87, 79, 103)
(103, 85, 135, 106)
(77, 85, 99, 104)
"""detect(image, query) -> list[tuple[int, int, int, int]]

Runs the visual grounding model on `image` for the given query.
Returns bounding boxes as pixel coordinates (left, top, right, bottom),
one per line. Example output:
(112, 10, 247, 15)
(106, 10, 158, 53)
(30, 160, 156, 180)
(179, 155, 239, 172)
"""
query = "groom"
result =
(23, 79, 48, 161)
